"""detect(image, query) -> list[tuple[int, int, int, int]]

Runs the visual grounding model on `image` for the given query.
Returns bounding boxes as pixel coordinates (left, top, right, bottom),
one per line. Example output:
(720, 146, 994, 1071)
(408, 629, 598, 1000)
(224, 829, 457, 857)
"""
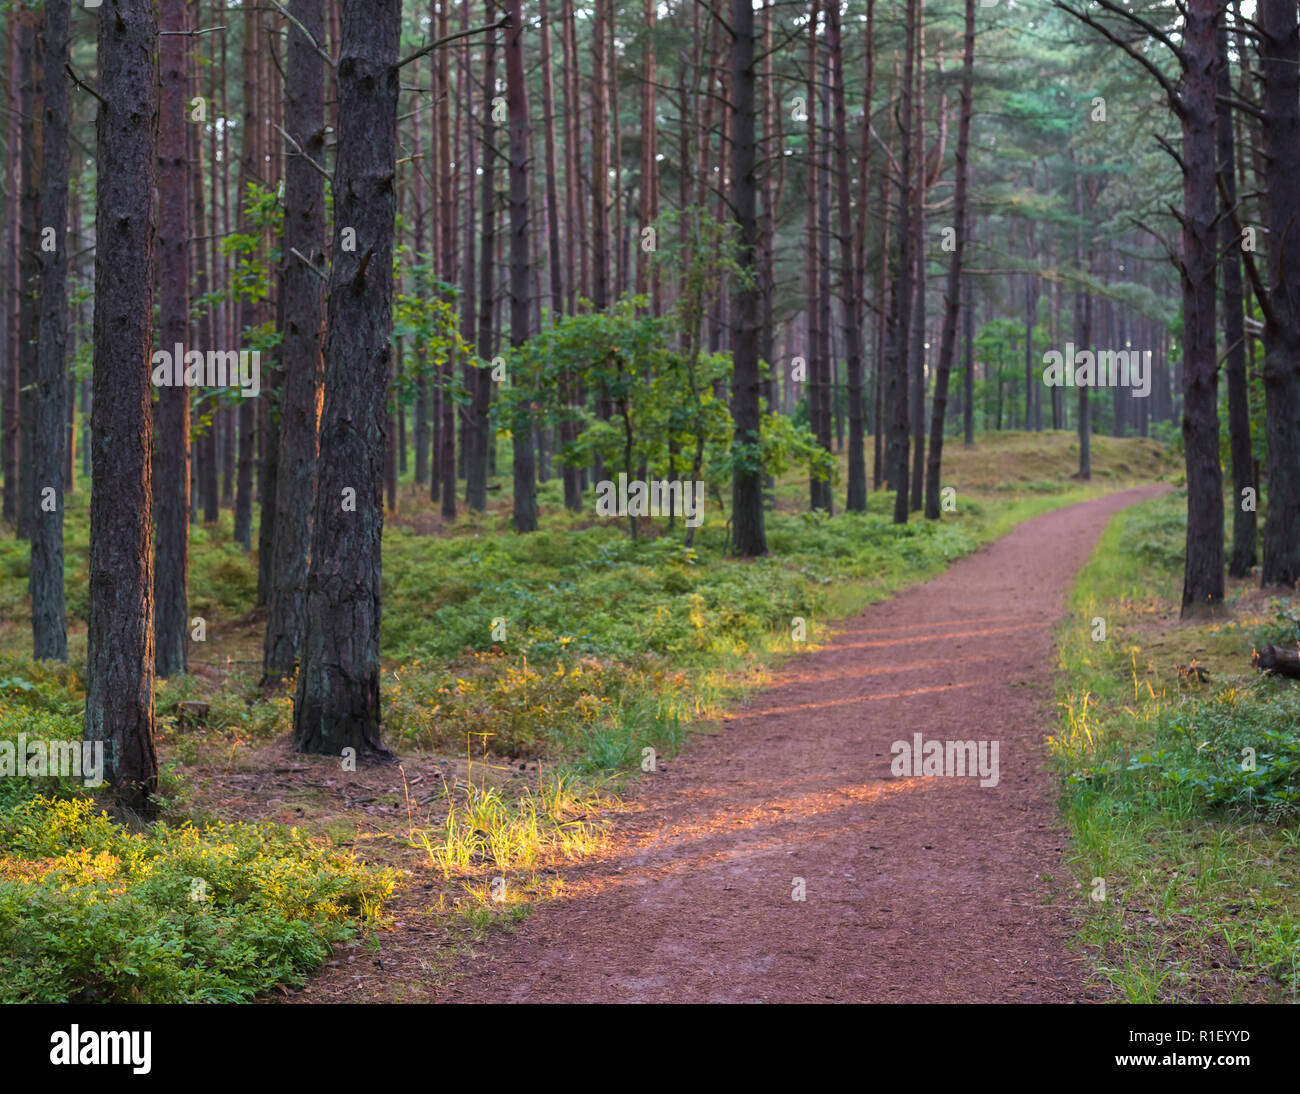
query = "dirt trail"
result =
(438, 487, 1164, 1002)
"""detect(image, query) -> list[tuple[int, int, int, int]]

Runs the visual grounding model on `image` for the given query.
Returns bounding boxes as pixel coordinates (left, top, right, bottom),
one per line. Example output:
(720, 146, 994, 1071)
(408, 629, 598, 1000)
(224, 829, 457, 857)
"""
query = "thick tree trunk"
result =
(32, 0, 68, 661)
(1259, 0, 1300, 589)
(86, 0, 160, 818)
(1179, 0, 1225, 615)
(263, 0, 326, 686)
(293, 0, 399, 757)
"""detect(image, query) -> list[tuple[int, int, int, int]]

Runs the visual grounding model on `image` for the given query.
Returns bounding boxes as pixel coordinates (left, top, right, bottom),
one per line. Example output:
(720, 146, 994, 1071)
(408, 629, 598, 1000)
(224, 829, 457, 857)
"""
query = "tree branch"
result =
(274, 123, 331, 183)
(397, 16, 509, 70)
(1054, 0, 1184, 116)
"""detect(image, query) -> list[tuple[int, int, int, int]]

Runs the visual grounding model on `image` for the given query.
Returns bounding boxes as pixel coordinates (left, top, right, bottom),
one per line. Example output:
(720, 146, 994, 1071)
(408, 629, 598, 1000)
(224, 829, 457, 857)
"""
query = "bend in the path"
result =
(442, 485, 1166, 1003)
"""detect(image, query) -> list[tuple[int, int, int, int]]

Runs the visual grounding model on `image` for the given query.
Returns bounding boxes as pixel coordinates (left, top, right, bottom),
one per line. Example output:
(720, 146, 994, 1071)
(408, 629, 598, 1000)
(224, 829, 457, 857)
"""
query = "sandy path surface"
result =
(439, 487, 1163, 1002)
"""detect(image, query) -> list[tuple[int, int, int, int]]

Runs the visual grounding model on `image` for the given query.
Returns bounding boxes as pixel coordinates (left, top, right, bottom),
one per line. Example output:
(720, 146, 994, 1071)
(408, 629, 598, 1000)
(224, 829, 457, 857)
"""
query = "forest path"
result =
(443, 486, 1165, 1002)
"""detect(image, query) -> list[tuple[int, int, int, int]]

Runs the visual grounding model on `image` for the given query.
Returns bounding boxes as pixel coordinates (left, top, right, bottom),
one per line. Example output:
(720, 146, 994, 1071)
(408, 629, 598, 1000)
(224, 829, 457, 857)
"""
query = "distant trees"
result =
(0, 0, 1290, 788)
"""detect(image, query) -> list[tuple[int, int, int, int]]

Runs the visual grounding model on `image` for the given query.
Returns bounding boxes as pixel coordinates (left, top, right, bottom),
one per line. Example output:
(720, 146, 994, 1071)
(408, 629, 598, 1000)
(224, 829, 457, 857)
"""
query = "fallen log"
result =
(1252, 645, 1300, 680)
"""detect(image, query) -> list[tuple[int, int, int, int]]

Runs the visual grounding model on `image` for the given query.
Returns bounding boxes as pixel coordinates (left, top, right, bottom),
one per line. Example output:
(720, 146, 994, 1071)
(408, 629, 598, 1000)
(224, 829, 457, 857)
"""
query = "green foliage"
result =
(1053, 494, 1300, 1000)
(220, 182, 283, 308)
(1250, 598, 1300, 650)
(0, 797, 393, 1003)
(1117, 488, 1186, 570)
(1142, 688, 1300, 817)
(502, 294, 827, 509)
(392, 259, 472, 410)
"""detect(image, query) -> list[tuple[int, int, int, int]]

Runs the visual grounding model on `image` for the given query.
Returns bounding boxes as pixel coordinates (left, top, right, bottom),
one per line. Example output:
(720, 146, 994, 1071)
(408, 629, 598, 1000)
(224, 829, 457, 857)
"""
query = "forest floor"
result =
(285, 483, 1166, 1003)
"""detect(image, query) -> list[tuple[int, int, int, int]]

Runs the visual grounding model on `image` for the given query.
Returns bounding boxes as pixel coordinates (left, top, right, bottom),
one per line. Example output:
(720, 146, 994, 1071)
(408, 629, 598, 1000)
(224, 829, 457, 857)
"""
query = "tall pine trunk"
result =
(154, 0, 190, 677)
(729, 0, 765, 556)
(86, 0, 160, 818)
(1259, 0, 1300, 588)
(15, 13, 40, 542)
(264, 0, 327, 686)
(467, 3, 497, 513)
(924, 0, 974, 521)
(293, 0, 399, 756)
(829, 1, 865, 513)
(32, 0, 69, 661)
(1178, 0, 1225, 615)
(1218, 22, 1254, 578)
(891, 0, 917, 525)
(506, 0, 537, 533)
(233, 6, 259, 551)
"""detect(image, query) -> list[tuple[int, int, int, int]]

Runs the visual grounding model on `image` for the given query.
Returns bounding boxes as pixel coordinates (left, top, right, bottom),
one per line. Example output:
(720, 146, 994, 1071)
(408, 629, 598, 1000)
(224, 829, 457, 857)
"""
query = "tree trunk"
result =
(1217, 22, 1255, 578)
(1179, 0, 1225, 615)
(263, 0, 326, 686)
(32, 0, 69, 661)
(256, 15, 283, 605)
(908, 3, 927, 513)
(1075, 170, 1091, 481)
(1259, 0, 1300, 589)
(467, 3, 497, 514)
(437, 0, 457, 521)
(233, 5, 259, 551)
(891, 0, 917, 525)
(805, 1, 826, 512)
(86, 0, 160, 818)
(506, 0, 537, 533)
(16, 12, 40, 542)
(924, 0, 974, 520)
(591, 0, 610, 310)
(153, 0, 190, 677)
(829, 2, 865, 513)
(458, 6, 479, 509)
(0, 12, 15, 528)
(293, 0, 399, 757)
(729, 0, 766, 556)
